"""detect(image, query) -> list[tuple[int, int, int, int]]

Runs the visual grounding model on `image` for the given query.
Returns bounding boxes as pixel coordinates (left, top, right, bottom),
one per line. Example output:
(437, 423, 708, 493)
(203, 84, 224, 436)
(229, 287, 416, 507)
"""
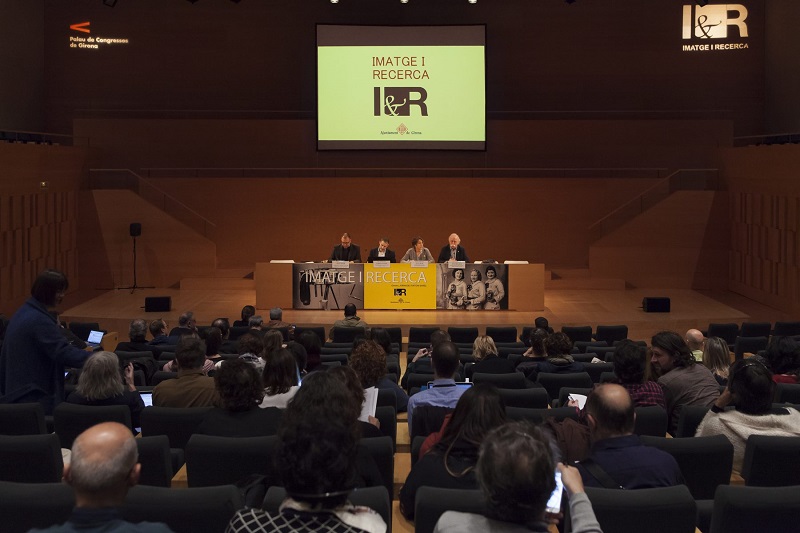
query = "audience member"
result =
(258, 329, 284, 368)
(685, 329, 705, 361)
(212, 317, 238, 354)
(765, 336, 800, 384)
(247, 315, 264, 336)
(195, 359, 282, 437)
(265, 307, 290, 329)
(401, 236, 435, 263)
(285, 341, 308, 378)
(650, 331, 720, 434)
(162, 327, 217, 374)
(702, 336, 732, 386)
(260, 348, 300, 408)
(611, 339, 666, 409)
(296, 330, 322, 372)
(169, 311, 197, 337)
(0, 269, 90, 414)
(696, 358, 800, 473)
(233, 305, 255, 327)
(226, 388, 385, 533)
(115, 318, 161, 356)
(329, 303, 368, 340)
(534, 316, 554, 334)
(517, 328, 550, 379)
(329, 365, 383, 438)
(400, 383, 507, 520)
(350, 339, 409, 412)
(33, 422, 172, 533)
(402, 329, 464, 391)
(367, 327, 399, 364)
(66, 351, 144, 431)
(470, 335, 515, 375)
(153, 337, 218, 408)
(237, 332, 265, 368)
(279, 371, 383, 489)
(367, 237, 397, 263)
(576, 384, 684, 489)
(328, 232, 362, 263)
(434, 421, 602, 533)
(436, 233, 470, 263)
(525, 332, 584, 382)
(147, 319, 176, 347)
(406, 341, 465, 432)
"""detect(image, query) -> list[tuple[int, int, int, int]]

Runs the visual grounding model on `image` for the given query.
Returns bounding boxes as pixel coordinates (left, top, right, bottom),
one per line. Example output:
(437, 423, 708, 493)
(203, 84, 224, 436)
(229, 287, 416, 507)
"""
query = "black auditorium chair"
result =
(585, 485, 697, 533)
(472, 372, 526, 389)
(150, 371, 177, 385)
(184, 434, 278, 488)
(414, 487, 486, 533)
(485, 326, 518, 343)
(561, 325, 593, 342)
(640, 434, 733, 500)
(708, 485, 800, 533)
(122, 484, 243, 533)
(0, 402, 47, 435)
(505, 406, 579, 424)
(448, 327, 479, 344)
(0, 481, 74, 533)
(584, 362, 615, 383)
(554, 387, 592, 408)
(374, 405, 397, 451)
(673, 405, 710, 438)
(409, 326, 439, 344)
(536, 372, 593, 401)
(139, 406, 214, 450)
(136, 435, 174, 488)
(733, 336, 769, 361)
(53, 403, 132, 449)
(331, 327, 366, 343)
(359, 436, 394, 498)
(773, 321, 800, 338)
(410, 405, 453, 441)
(706, 323, 740, 347)
(573, 340, 608, 353)
(741, 435, 800, 487)
(497, 388, 550, 409)
(594, 325, 629, 346)
(632, 406, 668, 437)
(774, 383, 800, 404)
(739, 321, 771, 338)
(293, 326, 325, 343)
(0, 433, 64, 483)
(68, 321, 102, 341)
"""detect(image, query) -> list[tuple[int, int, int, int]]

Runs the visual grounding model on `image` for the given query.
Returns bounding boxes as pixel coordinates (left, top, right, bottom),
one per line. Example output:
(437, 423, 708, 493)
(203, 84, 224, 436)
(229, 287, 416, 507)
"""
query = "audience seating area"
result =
(3, 318, 800, 532)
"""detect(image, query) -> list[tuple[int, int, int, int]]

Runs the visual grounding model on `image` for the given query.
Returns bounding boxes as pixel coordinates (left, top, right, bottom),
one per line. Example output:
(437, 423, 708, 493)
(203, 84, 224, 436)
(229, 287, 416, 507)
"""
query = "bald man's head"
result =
(65, 422, 139, 506)
(585, 383, 635, 440)
(685, 329, 705, 351)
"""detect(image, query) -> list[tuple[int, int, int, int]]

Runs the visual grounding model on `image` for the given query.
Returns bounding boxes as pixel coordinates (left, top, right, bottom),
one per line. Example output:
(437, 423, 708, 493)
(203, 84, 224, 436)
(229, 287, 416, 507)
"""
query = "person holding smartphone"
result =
(434, 421, 602, 533)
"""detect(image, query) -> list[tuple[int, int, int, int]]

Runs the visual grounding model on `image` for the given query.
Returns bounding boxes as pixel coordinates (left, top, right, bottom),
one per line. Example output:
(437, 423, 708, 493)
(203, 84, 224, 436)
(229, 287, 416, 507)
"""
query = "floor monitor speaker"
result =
(642, 297, 671, 313)
(144, 296, 171, 313)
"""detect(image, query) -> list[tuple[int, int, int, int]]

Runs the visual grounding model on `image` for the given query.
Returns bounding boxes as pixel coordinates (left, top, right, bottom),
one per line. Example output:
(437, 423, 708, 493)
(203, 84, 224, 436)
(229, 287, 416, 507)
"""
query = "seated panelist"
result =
(327, 232, 361, 263)
(401, 236, 435, 263)
(437, 233, 470, 263)
(367, 237, 396, 263)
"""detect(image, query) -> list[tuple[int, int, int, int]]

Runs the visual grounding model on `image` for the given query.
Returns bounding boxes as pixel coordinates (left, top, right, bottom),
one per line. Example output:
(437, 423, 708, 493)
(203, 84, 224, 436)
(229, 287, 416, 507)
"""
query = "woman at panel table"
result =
(401, 236, 436, 263)
(483, 265, 505, 310)
(446, 268, 468, 310)
(462, 268, 486, 310)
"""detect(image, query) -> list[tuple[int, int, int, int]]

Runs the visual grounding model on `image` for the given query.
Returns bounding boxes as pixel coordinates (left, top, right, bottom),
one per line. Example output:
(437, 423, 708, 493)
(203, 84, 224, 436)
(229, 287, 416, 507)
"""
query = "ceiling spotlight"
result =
(331, 0, 338, 3)
(401, 0, 408, 3)
(102, 0, 117, 6)
(468, 0, 477, 3)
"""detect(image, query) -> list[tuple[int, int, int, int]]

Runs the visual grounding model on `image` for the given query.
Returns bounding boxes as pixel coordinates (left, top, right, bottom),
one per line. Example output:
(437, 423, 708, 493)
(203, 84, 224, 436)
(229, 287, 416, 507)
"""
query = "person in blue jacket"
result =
(0, 269, 91, 414)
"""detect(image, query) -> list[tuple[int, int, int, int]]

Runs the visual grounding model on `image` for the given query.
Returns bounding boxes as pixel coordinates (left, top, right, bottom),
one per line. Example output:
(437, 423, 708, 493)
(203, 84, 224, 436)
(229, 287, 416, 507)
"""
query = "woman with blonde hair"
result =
(703, 336, 732, 386)
(470, 335, 515, 377)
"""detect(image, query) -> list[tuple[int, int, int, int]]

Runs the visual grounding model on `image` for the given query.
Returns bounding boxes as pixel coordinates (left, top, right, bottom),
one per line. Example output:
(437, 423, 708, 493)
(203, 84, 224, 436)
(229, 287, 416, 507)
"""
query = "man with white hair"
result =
(437, 233, 470, 263)
(34, 422, 173, 532)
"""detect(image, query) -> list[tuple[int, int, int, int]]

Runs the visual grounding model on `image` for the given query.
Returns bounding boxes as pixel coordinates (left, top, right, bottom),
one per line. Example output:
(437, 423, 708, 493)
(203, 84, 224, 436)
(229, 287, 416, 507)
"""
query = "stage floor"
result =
(59, 286, 793, 346)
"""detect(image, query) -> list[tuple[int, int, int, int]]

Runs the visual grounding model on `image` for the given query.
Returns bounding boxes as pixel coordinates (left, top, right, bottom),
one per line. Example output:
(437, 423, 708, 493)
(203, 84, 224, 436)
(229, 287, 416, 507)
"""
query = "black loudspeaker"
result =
(144, 296, 171, 313)
(642, 297, 671, 313)
(129, 223, 141, 237)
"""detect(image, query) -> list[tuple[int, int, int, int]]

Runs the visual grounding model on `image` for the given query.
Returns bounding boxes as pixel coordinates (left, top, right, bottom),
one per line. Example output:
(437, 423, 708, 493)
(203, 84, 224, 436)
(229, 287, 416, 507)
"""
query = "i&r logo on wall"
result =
(681, 3, 749, 52)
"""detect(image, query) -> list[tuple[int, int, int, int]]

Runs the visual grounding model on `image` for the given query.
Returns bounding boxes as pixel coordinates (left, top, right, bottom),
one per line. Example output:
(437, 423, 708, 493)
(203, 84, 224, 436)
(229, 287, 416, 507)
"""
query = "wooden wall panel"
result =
(722, 144, 800, 314)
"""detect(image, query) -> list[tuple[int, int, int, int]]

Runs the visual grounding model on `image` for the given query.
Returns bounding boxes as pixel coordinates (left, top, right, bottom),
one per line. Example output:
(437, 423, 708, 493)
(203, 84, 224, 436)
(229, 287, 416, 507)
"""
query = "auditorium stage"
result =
(59, 286, 792, 347)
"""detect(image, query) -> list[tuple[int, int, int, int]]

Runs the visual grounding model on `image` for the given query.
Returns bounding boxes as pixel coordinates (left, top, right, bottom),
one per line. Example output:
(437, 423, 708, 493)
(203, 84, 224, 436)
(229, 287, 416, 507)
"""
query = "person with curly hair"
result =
(350, 339, 408, 412)
(765, 336, 800, 384)
(328, 365, 382, 438)
(195, 358, 282, 437)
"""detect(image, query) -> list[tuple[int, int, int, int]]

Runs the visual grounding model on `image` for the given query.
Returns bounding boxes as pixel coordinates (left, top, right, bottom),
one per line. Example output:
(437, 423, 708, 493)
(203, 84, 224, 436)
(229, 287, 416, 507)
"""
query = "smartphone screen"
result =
(545, 470, 564, 514)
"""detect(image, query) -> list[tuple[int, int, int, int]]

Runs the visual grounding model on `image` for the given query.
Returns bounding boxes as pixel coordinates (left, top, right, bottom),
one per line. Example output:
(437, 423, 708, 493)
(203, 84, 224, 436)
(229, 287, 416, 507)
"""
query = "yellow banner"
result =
(364, 263, 437, 309)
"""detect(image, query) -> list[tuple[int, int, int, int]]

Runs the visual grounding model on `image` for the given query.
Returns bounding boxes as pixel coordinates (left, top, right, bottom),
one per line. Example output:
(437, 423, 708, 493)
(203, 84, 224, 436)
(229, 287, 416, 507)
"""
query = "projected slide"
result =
(317, 25, 485, 150)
